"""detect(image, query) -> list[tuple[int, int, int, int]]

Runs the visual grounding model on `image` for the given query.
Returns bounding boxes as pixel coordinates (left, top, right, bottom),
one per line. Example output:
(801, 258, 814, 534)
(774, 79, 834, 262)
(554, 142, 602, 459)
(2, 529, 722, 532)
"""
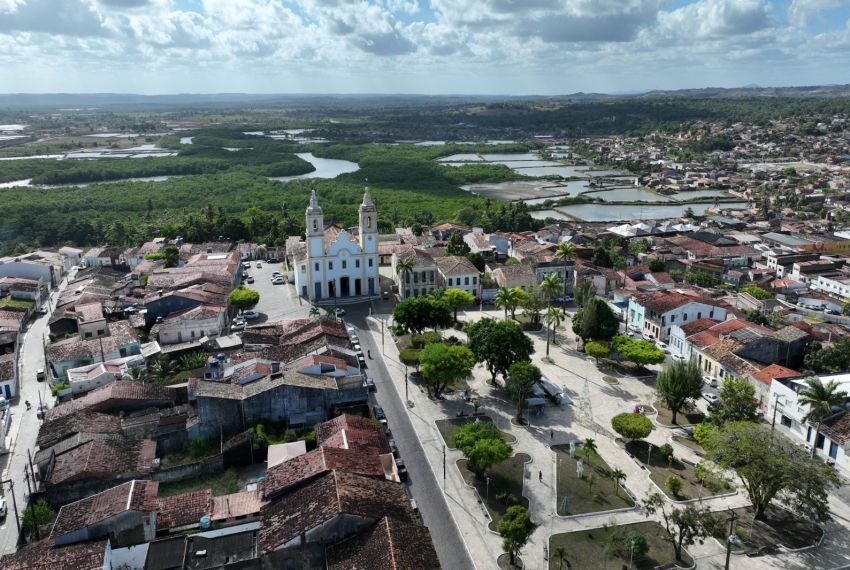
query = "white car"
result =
(272, 271, 283, 277)
(241, 311, 260, 320)
(672, 354, 685, 361)
(656, 341, 670, 354)
(335, 308, 346, 317)
(271, 277, 285, 285)
(0, 496, 6, 518)
(256, 262, 263, 268)
(231, 318, 246, 331)
(703, 393, 719, 404)
(703, 375, 718, 388)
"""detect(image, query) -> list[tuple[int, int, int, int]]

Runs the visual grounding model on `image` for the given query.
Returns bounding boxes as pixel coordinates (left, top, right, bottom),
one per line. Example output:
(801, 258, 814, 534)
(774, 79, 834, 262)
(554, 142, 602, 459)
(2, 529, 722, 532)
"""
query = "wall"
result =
(158, 315, 223, 345)
(0, 261, 53, 287)
(152, 454, 224, 483)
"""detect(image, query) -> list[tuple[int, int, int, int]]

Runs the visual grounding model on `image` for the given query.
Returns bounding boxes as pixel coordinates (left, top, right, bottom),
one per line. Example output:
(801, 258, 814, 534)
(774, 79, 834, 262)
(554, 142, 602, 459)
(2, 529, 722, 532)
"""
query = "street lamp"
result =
(486, 476, 491, 503)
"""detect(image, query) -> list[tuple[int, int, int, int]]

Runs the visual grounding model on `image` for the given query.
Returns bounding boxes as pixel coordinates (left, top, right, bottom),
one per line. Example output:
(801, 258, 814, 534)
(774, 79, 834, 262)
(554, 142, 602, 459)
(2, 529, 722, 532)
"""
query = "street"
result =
(0, 270, 71, 554)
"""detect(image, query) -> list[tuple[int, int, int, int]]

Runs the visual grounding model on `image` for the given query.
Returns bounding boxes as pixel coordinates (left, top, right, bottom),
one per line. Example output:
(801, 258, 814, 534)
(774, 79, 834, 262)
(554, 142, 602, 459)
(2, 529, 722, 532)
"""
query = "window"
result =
(473, 276, 477, 284)
(709, 310, 714, 318)
(465, 277, 469, 285)
(367, 215, 372, 228)
(328, 261, 333, 271)
(683, 314, 688, 321)
(301, 265, 306, 273)
(342, 260, 347, 269)
(414, 272, 419, 284)
(430, 271, 434, 282)
(191, 330, 195, 338)
(448, 278, 452, 286)
(368, 258, 373, 267)
(355, 260, 360, 268)
(312, 219, 318, 231)
(697, 312, 702, 319)
(670, 315, 676, 323)
(314, 262, 319, 272)
(84, 331, 92, 338)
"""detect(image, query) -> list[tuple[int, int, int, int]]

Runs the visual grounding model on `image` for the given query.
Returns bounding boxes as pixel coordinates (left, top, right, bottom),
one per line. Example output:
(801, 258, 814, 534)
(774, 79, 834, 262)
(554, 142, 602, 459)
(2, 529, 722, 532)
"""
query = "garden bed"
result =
(653, 401, 705, 426)
(549, 521, 693, 570)
(625, 440, 732, 501)
(436, 416, 516, 448)
(458, 453, 531, 531)
(708, 505, 823, 554)
(157, 467, 239, 497)
(553, 445, 634, 516)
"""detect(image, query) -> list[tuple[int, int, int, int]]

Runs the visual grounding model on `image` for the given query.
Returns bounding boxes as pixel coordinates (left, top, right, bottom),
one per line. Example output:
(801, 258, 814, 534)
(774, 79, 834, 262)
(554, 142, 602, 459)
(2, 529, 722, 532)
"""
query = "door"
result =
(830, 441, 839, 460)
(340, 276, 350, 297)
(314, 282, 322, 300)
(355, 279, 362, 296)
(368, 277, 375, 295)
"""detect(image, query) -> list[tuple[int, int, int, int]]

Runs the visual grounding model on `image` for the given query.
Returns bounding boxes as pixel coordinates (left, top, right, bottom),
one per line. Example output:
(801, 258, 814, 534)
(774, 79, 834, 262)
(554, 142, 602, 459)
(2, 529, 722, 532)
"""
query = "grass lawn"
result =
(0, 297, 34, 309)
(553, 445, 633, 516)
(708, 505, 823, 554)
(625, 440, 732, 501)
(157, 467, 239, 497)
(549, 521, 692, 570)
(458, 453, 531, 531)
(436, 416, 516, 448)
(654, 400, 705, 426)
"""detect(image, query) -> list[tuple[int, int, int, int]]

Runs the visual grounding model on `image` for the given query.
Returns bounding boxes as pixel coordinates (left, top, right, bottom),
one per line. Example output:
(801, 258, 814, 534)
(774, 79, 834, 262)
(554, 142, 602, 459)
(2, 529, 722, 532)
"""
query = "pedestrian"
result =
(538, 470, 543, 482)
(550, 429, 554, 440)
(367, 349, 372, 359)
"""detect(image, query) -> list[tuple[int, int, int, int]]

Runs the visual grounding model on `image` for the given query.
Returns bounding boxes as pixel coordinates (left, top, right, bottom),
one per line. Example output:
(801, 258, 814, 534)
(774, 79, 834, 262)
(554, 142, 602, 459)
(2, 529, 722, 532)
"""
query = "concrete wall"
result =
(0, 261, 53, 287)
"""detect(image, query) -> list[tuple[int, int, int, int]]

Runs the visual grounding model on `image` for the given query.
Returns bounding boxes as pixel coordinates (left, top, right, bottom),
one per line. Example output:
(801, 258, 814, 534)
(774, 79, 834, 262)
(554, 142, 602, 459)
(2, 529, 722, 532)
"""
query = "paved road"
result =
(344, 302, 475, 570)
(0, 271, 70, 554)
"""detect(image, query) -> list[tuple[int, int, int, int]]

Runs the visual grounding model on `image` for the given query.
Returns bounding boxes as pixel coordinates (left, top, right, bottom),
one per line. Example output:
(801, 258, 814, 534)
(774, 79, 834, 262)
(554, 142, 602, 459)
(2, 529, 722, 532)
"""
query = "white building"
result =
(435, 256, 479, 297)
(392, 248, 437, 300)
(292, 189, 379, 302)
(768, 373, 850, 471)
(627, 289, 729, 342)
(814, 274, 850, 302)
(155, 305, 226, 345)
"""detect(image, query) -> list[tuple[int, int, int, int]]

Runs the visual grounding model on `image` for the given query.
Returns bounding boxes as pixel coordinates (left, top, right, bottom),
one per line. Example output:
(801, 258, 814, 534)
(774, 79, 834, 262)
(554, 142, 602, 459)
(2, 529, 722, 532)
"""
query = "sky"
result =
(1, 0, 850, 95)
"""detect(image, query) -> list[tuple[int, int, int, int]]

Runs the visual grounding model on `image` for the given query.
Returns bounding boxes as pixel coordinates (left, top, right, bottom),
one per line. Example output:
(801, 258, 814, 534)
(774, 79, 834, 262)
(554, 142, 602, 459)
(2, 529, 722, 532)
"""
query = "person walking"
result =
(538, 470, 543, 482)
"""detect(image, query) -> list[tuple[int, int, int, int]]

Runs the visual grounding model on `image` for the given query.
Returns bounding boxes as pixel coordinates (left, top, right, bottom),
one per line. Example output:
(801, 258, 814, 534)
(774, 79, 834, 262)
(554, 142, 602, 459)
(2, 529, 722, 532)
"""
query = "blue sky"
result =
(1, 0, 849, 94)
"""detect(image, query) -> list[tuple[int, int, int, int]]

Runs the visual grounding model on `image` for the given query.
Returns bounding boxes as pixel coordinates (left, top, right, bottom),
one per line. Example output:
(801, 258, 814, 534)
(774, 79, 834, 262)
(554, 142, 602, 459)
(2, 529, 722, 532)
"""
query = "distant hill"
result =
(637, 84, 850, 99)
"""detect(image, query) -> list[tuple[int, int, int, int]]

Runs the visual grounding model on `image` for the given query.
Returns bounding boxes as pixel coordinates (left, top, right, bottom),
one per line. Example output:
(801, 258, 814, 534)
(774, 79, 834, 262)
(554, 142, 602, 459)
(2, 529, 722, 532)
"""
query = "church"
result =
(291, 188, 379, 302)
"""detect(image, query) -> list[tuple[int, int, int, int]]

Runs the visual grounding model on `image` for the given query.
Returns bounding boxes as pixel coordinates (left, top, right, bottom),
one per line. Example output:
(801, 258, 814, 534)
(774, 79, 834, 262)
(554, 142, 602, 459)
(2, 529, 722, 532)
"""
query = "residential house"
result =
(44, 379, 176, 423)
(392, 248, 437, 300)
(75, 302, 108, 340)
(749, 363, 801, 415)
(47, 320, 141, 380)
(143, 282, 228, 327)
(59, 246, 83, 271)
(65, 353, 146, 395)
(435, 255, 479, 297)
(431, 223, 470, 241)
(0, 538, 110, 570)
(153, 305, 227, 345)
(0, 250, 63, 287)
(463, 229, 496, 262)
(490, 262, 537, 291)
(627, 289, 730, 341)
(51, 479, 159, 547)
(82, 246, 120, 268)
(0, 352, 16, 400)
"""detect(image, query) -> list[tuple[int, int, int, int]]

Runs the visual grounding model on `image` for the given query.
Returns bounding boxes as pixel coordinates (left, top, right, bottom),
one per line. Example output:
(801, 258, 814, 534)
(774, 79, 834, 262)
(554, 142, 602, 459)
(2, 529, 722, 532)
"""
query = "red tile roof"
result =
(326, 516, 441, 570)
(0, 539, 107, 570)
(678, 318, 720, 336)
(50, 438, 157, 485)
(211, 490, 264, 521)
(262, 446, 385, 499)
(37, 411, 122, 449)
(156, 490, 212, 531)
(51, 480, 158, 538)
(750, 364, 801, 386)
(316, 414, 390, 454)
(45, 380, 174, 422)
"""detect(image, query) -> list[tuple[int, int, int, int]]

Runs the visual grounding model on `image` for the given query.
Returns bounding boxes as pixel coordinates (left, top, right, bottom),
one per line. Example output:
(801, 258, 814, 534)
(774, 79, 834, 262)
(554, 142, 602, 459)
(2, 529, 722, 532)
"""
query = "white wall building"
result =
(156, 305, 226, 345)
(814, 275, 850, 302)
(435, 256, 479, 297)
(293, 189, 379, 302)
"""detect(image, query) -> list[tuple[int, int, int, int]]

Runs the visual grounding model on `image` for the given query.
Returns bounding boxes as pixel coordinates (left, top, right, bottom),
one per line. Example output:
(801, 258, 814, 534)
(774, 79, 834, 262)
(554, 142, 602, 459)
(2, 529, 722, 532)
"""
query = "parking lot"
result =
(239, 260, 311, 324)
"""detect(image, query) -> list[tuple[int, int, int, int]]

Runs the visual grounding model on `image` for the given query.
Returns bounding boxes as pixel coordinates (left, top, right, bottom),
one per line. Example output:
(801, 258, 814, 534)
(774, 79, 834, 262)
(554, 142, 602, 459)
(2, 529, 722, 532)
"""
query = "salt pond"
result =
(531, 201, 748, 222)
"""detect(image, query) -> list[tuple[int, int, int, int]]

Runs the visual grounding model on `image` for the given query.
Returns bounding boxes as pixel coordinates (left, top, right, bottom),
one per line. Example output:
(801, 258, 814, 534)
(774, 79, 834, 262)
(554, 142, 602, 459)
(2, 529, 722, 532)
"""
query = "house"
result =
(65, 353, 145, 395)
(152, 305, 227, 345)
(0, 352, 17, 400)
(435, 255, 479, 297)
(749, 363, 801, 414)
(326, 516, 441, 570)
(51, 479, 159, 547)
(82, 246, 120, 268)
(431, 222, 470, 241)
(627, 289, 730, 341)
(534, 259, 574, 291)
(144, 527, 260, 570)
(143, 282, 228, 327)
(44, 380, 175, 423)
(75, 302, 107, 340)
(0, 250, 63, 287)
(59, 246, 83, 271)
(490, 262, 537, 290)
(292, 189, 380, 301)
(0, 538, 110, 570)
(463, 229, 497, 262)
(47, 320, 141, 379)
(392, 248, 438, 300)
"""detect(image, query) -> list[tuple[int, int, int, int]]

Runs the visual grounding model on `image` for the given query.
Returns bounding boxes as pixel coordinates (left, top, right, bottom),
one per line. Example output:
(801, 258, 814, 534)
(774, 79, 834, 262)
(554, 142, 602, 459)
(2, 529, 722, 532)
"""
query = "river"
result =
(270, 152, 359, 182)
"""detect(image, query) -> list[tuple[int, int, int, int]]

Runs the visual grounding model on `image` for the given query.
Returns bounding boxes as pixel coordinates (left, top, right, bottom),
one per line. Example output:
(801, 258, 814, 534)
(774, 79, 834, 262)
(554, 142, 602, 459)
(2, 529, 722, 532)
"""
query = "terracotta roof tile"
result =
(45, 380, 174, 422)
(0, 539, 107, 570)
(327, 516, 441, 570)
(211, 490, 264, 521)
(262, 446, 385, 499)
(750, 364, 801, 386)
(50, 438, 156, 485)
(818, 411, 850, 445)
(51, 480, 159, 538)
(156, 490, 212, 530)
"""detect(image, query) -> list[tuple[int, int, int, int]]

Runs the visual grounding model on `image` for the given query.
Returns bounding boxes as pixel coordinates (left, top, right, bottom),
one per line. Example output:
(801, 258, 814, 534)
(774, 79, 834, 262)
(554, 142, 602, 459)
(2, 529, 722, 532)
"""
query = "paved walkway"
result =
(363, 307, 850, 570)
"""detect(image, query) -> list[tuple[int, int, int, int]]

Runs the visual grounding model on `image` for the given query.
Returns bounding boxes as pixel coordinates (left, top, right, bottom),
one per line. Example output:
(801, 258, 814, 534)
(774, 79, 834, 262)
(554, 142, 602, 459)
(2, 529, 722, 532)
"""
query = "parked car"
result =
(231, 318, 246, 331)
(363, 377, 376, 392)
(242, 262, 251, 269)
(373, 405, 386, 422)
(335, 308, 346, 317)
(271, 277, 285, 285)
(256, 262, 262, 268)
(36, 404, 47, 419)
(826, 309, 840, 315)
(382, 291, 390, 300)
(703, 393, 719, 403)
(37, 306, 48, 315)
(703, 375, 718, 388)
(656, 341, 670, 354)
(246, 277, 255, 284)
(242, 311, 260, 320)
(0, 496, 6, 519)
(395, 457, 408, 482)
(409, 497, 419, 516)
(672, 354, 686, 361)
(272, 270, 283, 276)
(267, 257, 280, 263)
(36, 368, 45, 382)
(388, 437, 399, 457)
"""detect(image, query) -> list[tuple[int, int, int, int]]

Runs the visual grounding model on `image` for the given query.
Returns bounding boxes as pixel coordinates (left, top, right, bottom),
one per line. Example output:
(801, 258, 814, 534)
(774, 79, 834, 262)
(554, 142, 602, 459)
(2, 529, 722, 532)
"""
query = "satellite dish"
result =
(200, 515, 211, 529)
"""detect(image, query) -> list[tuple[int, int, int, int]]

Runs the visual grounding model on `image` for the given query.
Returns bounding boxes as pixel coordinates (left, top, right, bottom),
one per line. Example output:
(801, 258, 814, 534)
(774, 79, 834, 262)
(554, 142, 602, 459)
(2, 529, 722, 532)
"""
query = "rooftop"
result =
(326, 516, 440, 570)
(0, 539, 107, 570)
(50, 437, 157, 485)
(51, 480, 159, 539)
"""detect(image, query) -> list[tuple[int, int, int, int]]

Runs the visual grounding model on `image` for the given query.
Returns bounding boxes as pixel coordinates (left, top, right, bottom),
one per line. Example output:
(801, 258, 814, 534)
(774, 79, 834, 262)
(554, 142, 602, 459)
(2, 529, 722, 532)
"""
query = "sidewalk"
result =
(363, 309, 847, 569)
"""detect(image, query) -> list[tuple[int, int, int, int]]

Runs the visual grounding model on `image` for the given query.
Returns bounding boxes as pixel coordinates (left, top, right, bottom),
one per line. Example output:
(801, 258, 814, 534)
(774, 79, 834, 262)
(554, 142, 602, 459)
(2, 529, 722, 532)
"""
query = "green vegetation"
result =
(684, 270, 718, 287)
(804, 339, 850, 373)
(612, 335, 666, 367)
(498, 505, 537, 567)
(442, 288, 476, 322)
(741, 282, 773, 300)
(643, 493, 712, 563)
(458, 452, 531, 531)
(452, 420, 513, 473)
(655, 359, 703, 425)
(157, 467, 239, 497)
(0, 297, 35, 309)
(505, 361, 543, 422)
(611, 413, 653, 441)
(22, 500, 56, 538)
(572, 298, 619, 341)
(229, 286, 260, 313)
(584, 340, 611, 361)
(707, 378, 761, 425)
(436, 416, 515, 448)
(465, 318, 534, 383)
(392, 296, 452, 335)
(554, 444, 634, 516)
(419, 342, 475, 398)
(627, 439, 731, 500)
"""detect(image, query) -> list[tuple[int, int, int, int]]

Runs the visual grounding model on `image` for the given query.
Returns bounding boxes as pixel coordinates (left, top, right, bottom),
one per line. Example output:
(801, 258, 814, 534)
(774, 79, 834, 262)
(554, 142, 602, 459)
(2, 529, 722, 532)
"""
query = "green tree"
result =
(572, 298, 619, 341)
(398, 348, 422, 370)
(573, 279, 595, 308)
(22, 500, 55, 538)
(553, 546, 568, 570)
(643, 493, 711, 562)
(442, 288, 475, 322)
(229, 286, 260, 313)
(706, 421, 839, 521)
(592, 245, 614, 268)
(655, 359, 703, 424)
(150, 354, 180, 385)
(611, 468, 627, 497)
(804, 339, 850, 373)
(452, 420, 512, 473)
(580, 438, 598, 466)
(708, 378, 760, 425)
(419, 342, 475, 399)
(798, 376, 848, 458)
(506, 361, 543, 422)
(612, 336, 665, 367)
(497, 505, 537, 567)
(842, 301, 850, 317)
(554, 242, 576, 310)
(544, 306, 564, 357)
(163, 245, 180, 268)
(518, 287, 546, 328)
(741, 282, 773, 300)
(309, 306, 320, 316)
(684, 270, 717, 287)
(584, 340, 611, 362)
(495, 286, 522, 320)
(623, 531, 649, 559)
(466, 251, 486, 271)
(446, 230, 471, 256)
(392, 296, 452, 334)
(647, 258, 665, 272)
(611, 413, 653, 441)
(395, 256, 414, 297)
(465, 318, 534, 383)
(666, 475, 683, 498)
(540, 273, 563, 306)
(692, 422, 716, 447)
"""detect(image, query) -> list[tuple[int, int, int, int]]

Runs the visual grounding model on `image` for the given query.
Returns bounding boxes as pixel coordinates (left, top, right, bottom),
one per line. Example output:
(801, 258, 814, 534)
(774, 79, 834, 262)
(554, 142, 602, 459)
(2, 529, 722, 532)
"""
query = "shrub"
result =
(692, 422, 716, 447)
(50, 382, 70, 396)
(398, 348, 422, 368)
(623, 531, 650, 558)
(659, 443, 674, 462)
(411, 331, 442, 348)
(666, 475, 683, 498)
(611, 412, 653, 441)
(585, 340, 612, 361)
(187, 437, 212, 459)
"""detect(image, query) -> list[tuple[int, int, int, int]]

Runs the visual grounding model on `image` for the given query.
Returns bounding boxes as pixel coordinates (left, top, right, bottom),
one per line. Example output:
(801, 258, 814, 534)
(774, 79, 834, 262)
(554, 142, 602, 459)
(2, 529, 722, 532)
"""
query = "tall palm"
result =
(309, 306, 320, 317)
(611, 468, 626, 497)
(554, 546, 568, 570)
(396, 257, 414, 299)
(494, 286, 520, 320)
(580, 437, 598, 467)
(545, 306, 564, 357)
(541, 274, 563, 349)
(151, 355, 179, 385)
(799, 376, 848, 458)
(554, 242, 576, 311)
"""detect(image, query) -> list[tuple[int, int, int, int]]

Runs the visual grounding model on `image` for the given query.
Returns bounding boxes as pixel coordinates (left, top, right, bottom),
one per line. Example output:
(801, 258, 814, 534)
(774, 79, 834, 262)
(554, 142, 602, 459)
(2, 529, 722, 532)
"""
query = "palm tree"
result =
(799, 376, 848, 458)
(541, 274, 563, 350)
(611, 468, 626, 497)
(554, 242, 576, 310)
(554, 546, 568, 570)
(308, 306, 320, 317)
(544, 307, 564, 357)
(150, 355, 179, 385)
(494, 286, 521, 320)
(126, 364, 149, 383)
(580, 438, 597, 467)
(323, 306, 337, 319)
(396, 257, 414, 299)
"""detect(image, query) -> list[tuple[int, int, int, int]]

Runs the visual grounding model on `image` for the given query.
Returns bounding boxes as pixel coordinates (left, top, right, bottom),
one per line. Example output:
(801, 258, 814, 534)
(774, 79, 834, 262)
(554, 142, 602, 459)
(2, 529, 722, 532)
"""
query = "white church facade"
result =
(292, 188, 380, 302)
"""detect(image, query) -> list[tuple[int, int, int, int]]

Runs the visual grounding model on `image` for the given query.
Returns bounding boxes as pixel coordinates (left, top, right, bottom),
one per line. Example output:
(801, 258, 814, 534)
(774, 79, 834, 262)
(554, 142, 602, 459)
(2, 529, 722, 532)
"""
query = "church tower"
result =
(358, 187, 378, 255)
(306, 188, 324, 259)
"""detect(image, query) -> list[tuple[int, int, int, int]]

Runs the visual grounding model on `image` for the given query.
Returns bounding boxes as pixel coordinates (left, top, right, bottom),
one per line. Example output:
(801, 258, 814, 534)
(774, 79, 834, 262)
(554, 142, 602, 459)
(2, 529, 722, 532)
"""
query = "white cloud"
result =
(789, 0, 846, 27)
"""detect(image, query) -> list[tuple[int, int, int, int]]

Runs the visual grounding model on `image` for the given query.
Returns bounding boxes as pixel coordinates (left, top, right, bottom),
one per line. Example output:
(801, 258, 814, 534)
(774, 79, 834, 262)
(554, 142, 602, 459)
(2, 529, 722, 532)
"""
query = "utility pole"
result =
(442, 445, 446, 492)
(2, 479, 21, 538)
(404, 364, 408, 405)
(23, 467, 38, 539)
(381, 319, 384, 353)
(725, 508, 739, 570)
(771, 393, 784, 432)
